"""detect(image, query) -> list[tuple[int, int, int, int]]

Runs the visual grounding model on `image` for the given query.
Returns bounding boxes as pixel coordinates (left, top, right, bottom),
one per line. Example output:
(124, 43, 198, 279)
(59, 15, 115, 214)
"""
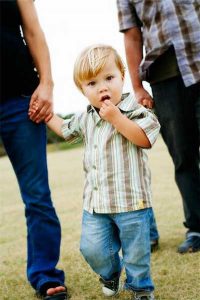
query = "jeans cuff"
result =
(187, 231, 200, 238)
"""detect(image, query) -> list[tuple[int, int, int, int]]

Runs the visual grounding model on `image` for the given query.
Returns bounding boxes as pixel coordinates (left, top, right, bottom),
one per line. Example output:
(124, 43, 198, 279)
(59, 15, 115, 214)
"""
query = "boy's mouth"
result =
(100, 95, 110, 102)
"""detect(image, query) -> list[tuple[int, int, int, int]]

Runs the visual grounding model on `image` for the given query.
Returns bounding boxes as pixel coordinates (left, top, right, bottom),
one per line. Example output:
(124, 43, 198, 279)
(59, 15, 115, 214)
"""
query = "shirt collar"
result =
(117, 93, 137, 112)
(87, 104, 101, 124)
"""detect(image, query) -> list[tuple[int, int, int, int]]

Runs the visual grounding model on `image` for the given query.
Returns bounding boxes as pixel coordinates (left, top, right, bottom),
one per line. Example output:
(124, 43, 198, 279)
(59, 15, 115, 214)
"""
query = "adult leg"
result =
(115, 208, 154, 293)
(194, 82, 200, 143)
(151, 78, 200, 250)
(1, 118, 65, 292)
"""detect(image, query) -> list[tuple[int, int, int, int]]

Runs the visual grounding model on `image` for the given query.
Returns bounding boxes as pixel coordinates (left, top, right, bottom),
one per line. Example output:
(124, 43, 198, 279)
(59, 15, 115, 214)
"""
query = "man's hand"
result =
(99, 100, 122, 124)
(134, 86, 154, 109)
(28, 83, 53, 123)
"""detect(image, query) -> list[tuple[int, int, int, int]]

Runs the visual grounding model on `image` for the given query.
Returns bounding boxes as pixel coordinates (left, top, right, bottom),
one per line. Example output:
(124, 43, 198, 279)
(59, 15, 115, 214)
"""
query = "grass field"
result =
(0, 137, 199, 300)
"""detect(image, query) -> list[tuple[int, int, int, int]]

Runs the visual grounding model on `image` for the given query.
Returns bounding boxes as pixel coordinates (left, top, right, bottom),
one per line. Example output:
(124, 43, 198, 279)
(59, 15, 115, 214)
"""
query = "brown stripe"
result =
(105, 127, 116, 210)
(175, 3, 199, 75)
(121, 136, 133, 208)
(155, 10, 165, 47)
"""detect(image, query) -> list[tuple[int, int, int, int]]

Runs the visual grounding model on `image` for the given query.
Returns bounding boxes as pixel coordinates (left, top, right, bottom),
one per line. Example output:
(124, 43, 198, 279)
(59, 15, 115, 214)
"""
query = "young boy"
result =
(30, 44, 160, 300)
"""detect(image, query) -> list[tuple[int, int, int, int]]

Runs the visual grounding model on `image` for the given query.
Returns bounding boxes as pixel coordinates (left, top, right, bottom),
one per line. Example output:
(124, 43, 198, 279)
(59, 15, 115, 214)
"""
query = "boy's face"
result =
(81, 54, 124, 109)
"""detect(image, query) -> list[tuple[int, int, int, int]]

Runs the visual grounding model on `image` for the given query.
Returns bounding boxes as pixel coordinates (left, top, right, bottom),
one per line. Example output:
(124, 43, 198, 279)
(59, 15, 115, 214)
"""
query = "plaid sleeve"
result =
(128, 105, 161, 146)
(61, 113, 84, 144)
(117, 0, 142, 32)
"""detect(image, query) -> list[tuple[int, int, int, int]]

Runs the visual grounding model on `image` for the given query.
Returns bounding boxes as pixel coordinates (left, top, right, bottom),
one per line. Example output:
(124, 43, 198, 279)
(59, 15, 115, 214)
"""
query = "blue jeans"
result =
(0, 96, 65, 291)
(150, 210, 159, 242)
(151, 77, 200, 232)
(80, 208, 154, 292)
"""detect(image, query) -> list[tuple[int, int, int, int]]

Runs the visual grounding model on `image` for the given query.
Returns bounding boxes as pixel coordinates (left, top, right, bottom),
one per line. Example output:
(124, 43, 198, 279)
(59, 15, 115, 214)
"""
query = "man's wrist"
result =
(133, 82, 143, 92)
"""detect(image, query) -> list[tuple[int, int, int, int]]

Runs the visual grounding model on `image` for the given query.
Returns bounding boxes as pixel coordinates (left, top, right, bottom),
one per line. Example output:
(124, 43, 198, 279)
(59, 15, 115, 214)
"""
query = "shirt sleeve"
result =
(61, 113, 83, 144)
(117, 0, 142, 32)
(128, 105, 161, 146)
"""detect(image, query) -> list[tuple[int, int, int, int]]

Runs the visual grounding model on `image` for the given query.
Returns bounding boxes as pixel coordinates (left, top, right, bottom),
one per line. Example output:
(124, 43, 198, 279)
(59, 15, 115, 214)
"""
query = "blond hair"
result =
(73, 44, 125, 91)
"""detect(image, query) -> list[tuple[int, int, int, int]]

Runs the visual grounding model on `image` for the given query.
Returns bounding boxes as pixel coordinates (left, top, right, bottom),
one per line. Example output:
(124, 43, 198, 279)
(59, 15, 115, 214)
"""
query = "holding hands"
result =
(28, 83, 53, 123)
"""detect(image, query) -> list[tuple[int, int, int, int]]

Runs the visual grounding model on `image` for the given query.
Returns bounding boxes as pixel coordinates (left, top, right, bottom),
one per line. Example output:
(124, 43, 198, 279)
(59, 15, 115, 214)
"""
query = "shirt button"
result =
(94, 187, 98, 191)
(93, 165, 96, 169)
(94, 145, 97, 149)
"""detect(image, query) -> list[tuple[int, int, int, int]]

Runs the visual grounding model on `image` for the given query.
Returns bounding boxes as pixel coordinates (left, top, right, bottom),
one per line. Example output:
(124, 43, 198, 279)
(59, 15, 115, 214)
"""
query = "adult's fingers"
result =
(141, 98, 154, 109)
(44, 112, 54, 123)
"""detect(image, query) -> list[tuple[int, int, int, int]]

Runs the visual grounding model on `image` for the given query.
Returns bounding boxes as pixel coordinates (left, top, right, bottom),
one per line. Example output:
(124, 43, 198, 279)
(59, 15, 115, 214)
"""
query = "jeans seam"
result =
(109, 225, 114, 264)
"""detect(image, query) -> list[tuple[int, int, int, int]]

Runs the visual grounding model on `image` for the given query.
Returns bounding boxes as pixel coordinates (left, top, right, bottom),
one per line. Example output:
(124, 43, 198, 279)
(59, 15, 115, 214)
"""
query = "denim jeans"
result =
(150, 210, 159, 241)
(151, 77, 200, 232)
(0, 96, 65, 291)
(80, 208, 154, 292)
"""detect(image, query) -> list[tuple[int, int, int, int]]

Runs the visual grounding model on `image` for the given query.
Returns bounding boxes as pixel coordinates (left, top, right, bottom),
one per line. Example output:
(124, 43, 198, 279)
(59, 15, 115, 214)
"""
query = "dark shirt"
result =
(0, 0, 39, 101)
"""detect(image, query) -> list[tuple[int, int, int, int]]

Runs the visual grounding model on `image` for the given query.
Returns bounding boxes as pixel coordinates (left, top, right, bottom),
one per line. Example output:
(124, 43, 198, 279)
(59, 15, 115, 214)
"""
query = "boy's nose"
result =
(99, 83, 108, 93)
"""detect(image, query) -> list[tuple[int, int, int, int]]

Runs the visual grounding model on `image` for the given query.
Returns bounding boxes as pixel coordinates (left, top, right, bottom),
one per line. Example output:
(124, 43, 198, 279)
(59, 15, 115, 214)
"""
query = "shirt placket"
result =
(91, 119, 101, 211)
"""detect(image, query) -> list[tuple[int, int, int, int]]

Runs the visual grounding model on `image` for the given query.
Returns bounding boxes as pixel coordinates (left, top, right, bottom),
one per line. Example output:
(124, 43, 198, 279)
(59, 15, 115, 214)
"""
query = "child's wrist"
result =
(111, 113, 125, 129)
(45, 112, 54, 123)
(109, 110, 122, 126)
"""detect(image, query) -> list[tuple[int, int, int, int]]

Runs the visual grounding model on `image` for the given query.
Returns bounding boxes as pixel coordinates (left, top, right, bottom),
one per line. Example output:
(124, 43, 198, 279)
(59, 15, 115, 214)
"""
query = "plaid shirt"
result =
(61, 93, 160, 214)
(117, 0, 200, 87)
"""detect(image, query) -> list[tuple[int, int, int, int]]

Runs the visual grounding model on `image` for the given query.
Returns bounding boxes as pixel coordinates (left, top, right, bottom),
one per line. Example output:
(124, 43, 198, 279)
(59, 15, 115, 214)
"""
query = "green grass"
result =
(0, 137, 199, 300)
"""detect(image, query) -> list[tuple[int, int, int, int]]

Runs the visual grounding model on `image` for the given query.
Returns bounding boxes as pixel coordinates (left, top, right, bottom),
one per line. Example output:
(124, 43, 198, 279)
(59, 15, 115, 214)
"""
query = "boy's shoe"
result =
(99, 275, 121, 297)
(150, 239, 159, 252)
(178, 233, 200, 253)
(132, 291, 155, 300)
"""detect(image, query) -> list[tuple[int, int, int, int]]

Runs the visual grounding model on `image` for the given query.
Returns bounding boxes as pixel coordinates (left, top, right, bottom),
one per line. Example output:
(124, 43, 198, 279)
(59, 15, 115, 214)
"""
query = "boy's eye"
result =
(88, 81, 96, 86)
(106, 76, 114, 81)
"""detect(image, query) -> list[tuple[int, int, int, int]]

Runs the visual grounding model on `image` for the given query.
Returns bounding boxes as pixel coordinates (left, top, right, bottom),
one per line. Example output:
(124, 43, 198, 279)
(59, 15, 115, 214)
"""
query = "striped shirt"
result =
(117, 0, 200, 87)
(61, 93, 160, 214)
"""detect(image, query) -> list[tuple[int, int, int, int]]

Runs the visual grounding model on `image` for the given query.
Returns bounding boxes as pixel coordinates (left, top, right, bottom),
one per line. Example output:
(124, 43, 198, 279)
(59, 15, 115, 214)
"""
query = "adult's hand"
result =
(29, 83, 53, 123)
(134, 86, 154, 109)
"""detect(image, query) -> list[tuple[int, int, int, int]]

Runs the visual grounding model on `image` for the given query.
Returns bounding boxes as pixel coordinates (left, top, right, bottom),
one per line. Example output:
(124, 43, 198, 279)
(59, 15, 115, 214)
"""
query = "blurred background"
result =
(0, 0, 152, 156)
(35, 0, 151, 115)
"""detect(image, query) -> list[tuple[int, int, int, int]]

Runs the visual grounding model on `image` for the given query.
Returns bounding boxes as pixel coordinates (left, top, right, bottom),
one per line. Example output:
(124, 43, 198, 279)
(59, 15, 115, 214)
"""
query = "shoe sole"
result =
(44, 292, 68, 300)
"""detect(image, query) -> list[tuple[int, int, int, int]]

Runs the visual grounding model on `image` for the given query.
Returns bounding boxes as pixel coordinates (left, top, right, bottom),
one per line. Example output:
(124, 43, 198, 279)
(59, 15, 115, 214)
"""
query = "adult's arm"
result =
(124, 27, 153, 108)
(17, 0, 53, 123)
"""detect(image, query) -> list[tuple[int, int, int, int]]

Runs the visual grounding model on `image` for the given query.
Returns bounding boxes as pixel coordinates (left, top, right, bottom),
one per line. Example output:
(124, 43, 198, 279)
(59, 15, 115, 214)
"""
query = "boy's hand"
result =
(99, 100, 122, 124)
(45, 112, 54, 123)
